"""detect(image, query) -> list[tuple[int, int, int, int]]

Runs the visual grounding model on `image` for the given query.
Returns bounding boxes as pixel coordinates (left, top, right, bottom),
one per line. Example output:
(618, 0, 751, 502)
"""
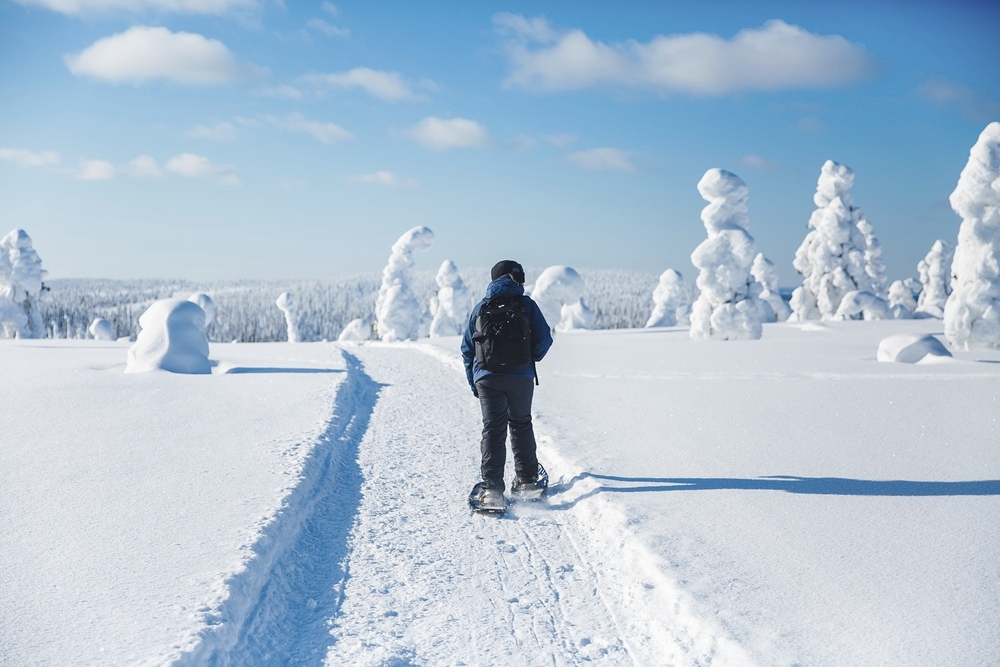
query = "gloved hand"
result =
(471, 386, 479, 398)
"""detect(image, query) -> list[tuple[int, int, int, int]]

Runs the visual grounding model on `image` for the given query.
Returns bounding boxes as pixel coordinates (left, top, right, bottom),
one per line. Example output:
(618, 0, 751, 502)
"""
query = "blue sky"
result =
(1, 0, 997, 282)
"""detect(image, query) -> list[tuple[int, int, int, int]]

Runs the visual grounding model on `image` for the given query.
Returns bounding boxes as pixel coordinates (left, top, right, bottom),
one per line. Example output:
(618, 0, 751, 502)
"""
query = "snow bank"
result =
(0, 228, 45, 339)
(916, 240, 953, 318)
(125, 299, 211, 374)
(945, 123, 1000, 349)
(88, 317, 115, 341)
(429, 260, 470, 337)
(689, 168, 769, 340)
(751, 253, 791, 322)
(645, 269, 692, 327)
(275, 292, 300, 343)
(790, 161, 886, 320)
(876, 333, 952, 363)
(338, 318, 371, 342)
(530, 265, 594, 333)
(188, 293, 216, 327)
(374, 226, 435, 342)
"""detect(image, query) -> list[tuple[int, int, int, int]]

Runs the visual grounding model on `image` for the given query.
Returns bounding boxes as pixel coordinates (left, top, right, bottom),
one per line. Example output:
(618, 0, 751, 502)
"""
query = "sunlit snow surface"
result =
(2, 319, 998, 666)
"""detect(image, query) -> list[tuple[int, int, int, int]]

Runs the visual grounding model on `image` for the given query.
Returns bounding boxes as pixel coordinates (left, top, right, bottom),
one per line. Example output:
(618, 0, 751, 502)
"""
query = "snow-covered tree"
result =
(790, 161, 887, 320)
(887, 280, 917, 318)
(275, 292, 300, 343)
(915, 240, 954, 318)
(429, 260, 470, 337)
(944, 122, 1000, 349)
(750, 253, 791, 322)
(688, 169, 769, 340)
(188, 293, 216, 328)
(125, 299, 211, 374)
(338, 318, 372, 342)
(529, 265, 594, 333)
(835, 290, 890, 320)
(88, 318, 115, 340)
(374, 226, 435, 342)
(0, 228, 45, 339)
(645, 269, 692, 327)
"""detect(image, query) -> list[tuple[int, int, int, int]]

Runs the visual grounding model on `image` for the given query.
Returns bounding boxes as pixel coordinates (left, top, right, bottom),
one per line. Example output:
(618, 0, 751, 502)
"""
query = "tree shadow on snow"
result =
(222, 366, 345, 374)
(547, 473, 1000, 509)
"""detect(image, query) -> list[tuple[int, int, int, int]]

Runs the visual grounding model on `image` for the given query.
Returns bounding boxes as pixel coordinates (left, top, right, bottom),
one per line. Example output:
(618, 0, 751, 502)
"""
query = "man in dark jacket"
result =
(461, 260, 553, 507)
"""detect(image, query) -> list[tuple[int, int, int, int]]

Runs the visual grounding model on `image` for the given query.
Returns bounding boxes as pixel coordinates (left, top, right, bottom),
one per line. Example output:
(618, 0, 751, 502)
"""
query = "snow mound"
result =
(530, 265, 594, 332)
(88, 318, 115, 341)
(944, 122, 1000, 349)
(187, 293, 216, 327)
(125, 299, 211, 374)
(876, 334, 952, 363)
(375, 226, 435, 342)
(338, 318, 371, 342)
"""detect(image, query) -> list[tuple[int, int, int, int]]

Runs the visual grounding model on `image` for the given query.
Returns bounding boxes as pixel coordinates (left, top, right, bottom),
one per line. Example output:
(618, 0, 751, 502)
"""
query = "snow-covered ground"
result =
(2, 320, 998, 666)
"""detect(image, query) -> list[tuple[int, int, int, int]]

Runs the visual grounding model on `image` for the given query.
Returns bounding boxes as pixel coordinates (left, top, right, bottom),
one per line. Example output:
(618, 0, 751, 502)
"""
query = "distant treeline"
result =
(40, 268, 662, 341)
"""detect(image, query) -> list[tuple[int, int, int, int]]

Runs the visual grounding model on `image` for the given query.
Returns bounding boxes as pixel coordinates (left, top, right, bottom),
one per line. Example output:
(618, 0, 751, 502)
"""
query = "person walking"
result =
(462, 260, 553, 512)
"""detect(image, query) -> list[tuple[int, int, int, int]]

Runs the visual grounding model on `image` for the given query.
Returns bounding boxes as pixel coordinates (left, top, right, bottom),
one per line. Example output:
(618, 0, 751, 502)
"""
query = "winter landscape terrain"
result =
(2, 320, 998, 666)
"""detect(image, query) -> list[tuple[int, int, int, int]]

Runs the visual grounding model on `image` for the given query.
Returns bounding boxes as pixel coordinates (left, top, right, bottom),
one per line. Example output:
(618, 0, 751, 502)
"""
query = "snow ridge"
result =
(173, 350, 381, 666)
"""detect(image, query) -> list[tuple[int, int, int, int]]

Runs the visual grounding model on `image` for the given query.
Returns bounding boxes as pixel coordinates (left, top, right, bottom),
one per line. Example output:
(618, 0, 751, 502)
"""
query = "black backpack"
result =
(472, 296, 532, 372)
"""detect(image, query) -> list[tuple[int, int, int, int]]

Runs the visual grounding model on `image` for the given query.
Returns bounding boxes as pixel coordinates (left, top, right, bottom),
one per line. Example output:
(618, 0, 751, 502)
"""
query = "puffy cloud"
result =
(566, 147, 635, 172)
(185, 121, 237, 141)
(916, 77, 1000, 122)
(75, 159, 116, 180)
(64, 25, 265, 85)
(307, 18, 349, 39)
(495, 14, 878, 96)
(407, 117, 492, 152)
(268, 113, 353, 144)
(305, 67, 421, 102)
(0, 147, 60, 168)
(347, 171, 416, 188)
(13, 0, 259, 15)
(129, 154, 165, 177)
(165, 152, 240, 185)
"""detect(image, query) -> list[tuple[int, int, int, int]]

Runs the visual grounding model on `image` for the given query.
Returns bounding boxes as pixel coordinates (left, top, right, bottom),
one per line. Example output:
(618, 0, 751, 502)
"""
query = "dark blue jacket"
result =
(461, 276, 553, 388)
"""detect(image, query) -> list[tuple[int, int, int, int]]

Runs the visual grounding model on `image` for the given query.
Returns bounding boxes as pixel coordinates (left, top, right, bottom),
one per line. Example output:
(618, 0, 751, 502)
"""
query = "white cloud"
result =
(305, 67, 422, 102)
(566, 147, 635, 172)
(741, 154, 779, 171)
(510, 135, 537, 152)
(165, 152, 240, 185)
(75, 159, 116, 181)
(544, 133, 578, 148)
(13, 0, 259, 15)
(129, 154, 165, 177)
(916, 77, 1000, 122)
(496, 15, 878, 95)
(347, 170, 416, 188)
(268, 113, 353, 144)
(320, 1, 338, 16)
(307, 18, 349, 39)
(186, 121, 237, 141)
(65, 25, 265, 85)
(0, 147, 60, 168)
(407, 117, 492, 152)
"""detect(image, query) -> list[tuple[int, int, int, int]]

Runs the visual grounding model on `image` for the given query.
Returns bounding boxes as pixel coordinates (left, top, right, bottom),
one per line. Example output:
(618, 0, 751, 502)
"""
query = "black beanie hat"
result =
(491, 260, 525, 284)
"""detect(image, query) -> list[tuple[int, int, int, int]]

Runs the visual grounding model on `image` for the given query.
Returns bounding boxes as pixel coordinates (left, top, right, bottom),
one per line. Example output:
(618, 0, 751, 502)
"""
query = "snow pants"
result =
(476, 374, 538, 492)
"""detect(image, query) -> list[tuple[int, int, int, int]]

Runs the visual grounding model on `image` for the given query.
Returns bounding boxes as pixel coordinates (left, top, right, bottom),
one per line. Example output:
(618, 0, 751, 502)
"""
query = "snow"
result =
(337, 317, 371, 341)
(374, 226, 435, 342)
(125, 298, 211, 374)
(750, 253, 790, 322)
(944, 122, 1000, 350)
(275, 291, 300, 343)
(0, 228, 45, 339)
(689, 168, 769, 340)
(529, 265, 595, 332)
(645, 268, 692, 327)
(428, 259, 470, 337)
(876, 333, 952, 363)
(834, 289, 889, 321)
(3, 318, 998, 666)
(188, 293, 216, 328)
(88, 317, 115, 340)
(915, 240, 953, 318)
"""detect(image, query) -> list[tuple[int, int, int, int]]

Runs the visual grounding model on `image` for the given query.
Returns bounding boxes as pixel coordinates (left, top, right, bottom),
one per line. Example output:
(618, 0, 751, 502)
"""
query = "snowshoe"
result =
(511, 464, 548, 501)
(469, 482, 507, 515)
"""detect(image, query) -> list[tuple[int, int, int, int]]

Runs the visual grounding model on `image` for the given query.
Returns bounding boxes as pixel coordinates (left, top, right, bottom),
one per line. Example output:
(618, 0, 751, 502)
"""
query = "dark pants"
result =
(476, 374, 538, 491)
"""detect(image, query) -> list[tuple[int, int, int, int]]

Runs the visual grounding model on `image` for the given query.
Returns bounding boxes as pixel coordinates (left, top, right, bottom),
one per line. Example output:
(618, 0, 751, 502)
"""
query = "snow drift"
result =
(125, 299, 211, 374)
(944, 122, 1000, 350)
(689, 168, 769, 340)
(374, 226, 435, 342)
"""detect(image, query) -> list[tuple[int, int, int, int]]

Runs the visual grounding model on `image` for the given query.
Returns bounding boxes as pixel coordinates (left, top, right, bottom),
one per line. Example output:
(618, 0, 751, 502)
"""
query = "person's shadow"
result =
(547, 473, 1000, 509)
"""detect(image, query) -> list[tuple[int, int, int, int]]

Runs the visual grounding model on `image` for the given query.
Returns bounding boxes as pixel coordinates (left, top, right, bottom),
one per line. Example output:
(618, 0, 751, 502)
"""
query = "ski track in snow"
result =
(174, 343, 753, 666)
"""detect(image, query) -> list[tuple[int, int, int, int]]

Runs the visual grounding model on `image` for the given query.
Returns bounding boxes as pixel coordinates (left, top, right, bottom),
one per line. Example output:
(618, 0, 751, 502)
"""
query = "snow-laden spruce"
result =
(530, 265, 595, 333)
(125, 299, 211, 374)
(887, 280, 918, 318)
(790, 161, 889, 320)
(374, 226, 435, 342)
(944, 122, 1000, 349)
(0, 228, 45, 339)
(689, 169, 769, 340)
(428, 260, 470, 337)
(916, 240, 954, 318)
(275, 292, 300, 343)
(645, 269, 692, 327)
(188, 293, 216, 328)
(750, 253, 791, 322)
(338, 318, 372, 342)
(88, 317, 115, 341)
